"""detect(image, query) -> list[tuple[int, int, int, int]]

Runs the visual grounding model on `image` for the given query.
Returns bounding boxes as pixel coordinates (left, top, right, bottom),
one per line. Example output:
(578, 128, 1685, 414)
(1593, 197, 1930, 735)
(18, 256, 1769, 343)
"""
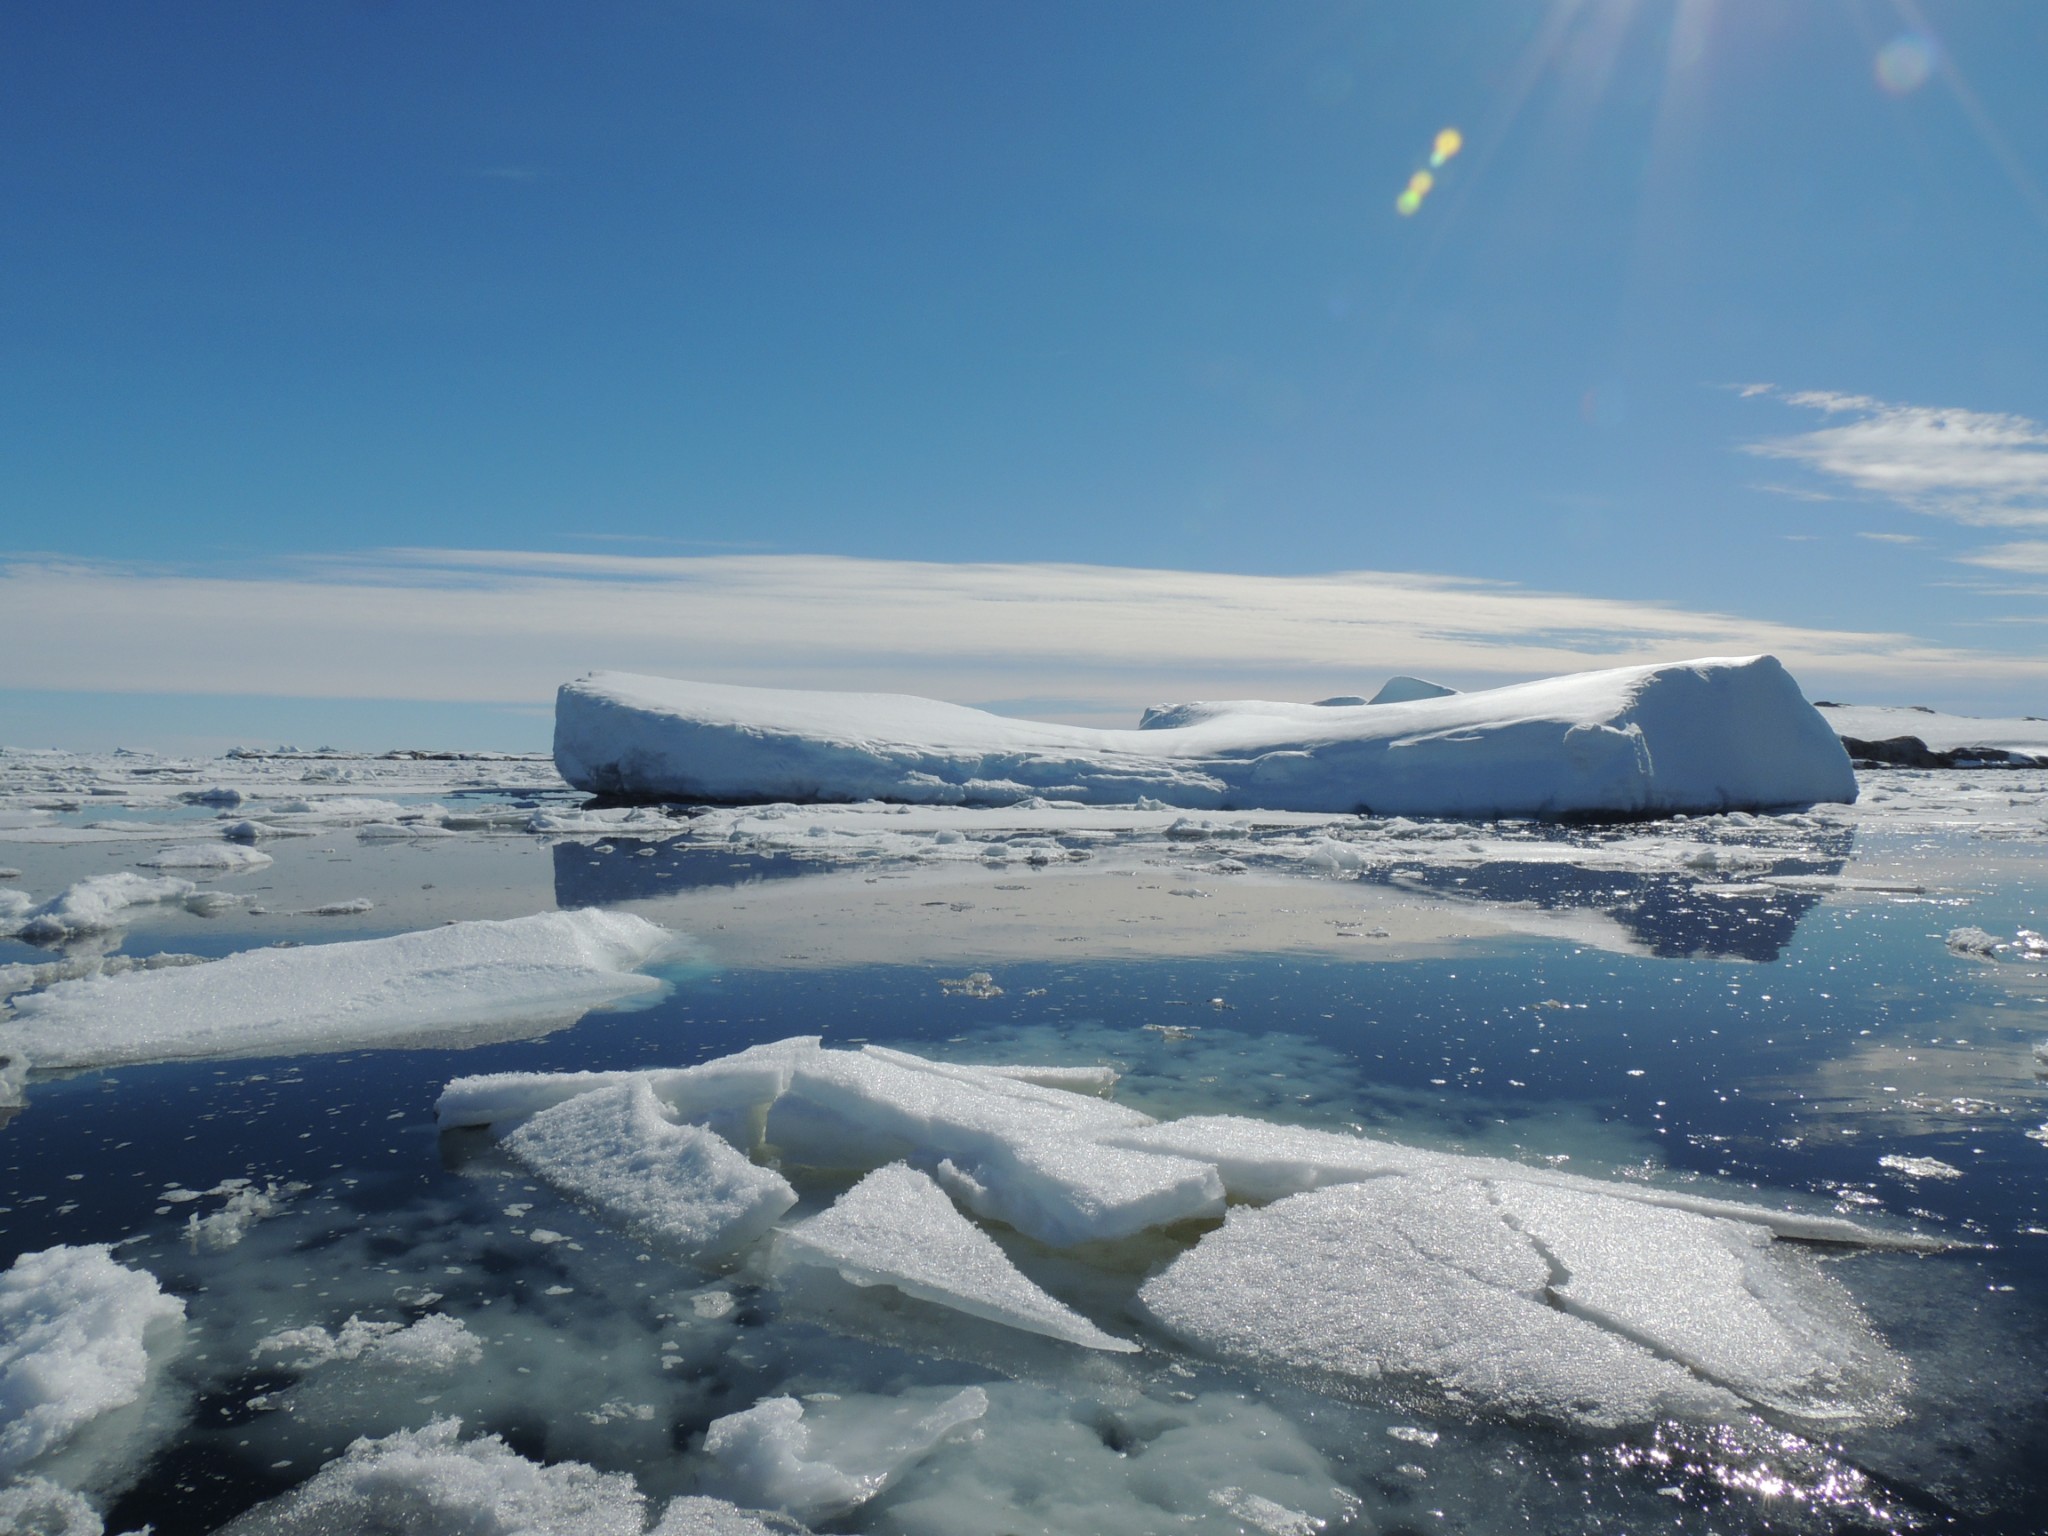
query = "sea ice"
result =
(775, 1163, 1139, 1351)
(694, 1386, 987, 1523)
(135, 843, 273, 873)
(0, 909, 678, 1074)
(1138, 1173, 1900, 1429)
(0, 1245, 185, 1479)
(213, 1418, 652, 1536)
(0, 1477, 106, 1536)
(501, 1081, 798, 1259)
(1, 873, 196, 942)
(554, 656, 1856, 817)
(253, 1313, 482, 1372)
(648, 1497, 798, 1536)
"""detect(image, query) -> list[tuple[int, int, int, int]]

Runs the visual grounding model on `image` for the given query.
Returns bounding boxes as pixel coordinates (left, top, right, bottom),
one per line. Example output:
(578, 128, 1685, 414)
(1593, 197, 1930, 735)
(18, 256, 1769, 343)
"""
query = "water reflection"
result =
(1364, 829, 1855, 962)
(551, 836, 818, 905)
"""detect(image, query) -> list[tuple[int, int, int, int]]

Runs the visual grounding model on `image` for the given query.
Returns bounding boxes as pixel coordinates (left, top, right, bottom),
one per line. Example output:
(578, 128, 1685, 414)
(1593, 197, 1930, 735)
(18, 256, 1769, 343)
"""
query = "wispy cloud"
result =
(1745, 388, 2048, 527)
(1956, 541, 2048, 576)
(3, 550, 2041, 718)
(1856, 531, 1922, 545)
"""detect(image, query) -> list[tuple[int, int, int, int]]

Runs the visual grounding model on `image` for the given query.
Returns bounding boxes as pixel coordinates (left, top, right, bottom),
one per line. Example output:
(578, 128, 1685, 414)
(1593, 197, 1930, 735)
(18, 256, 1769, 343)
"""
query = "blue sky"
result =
(5, 1, 2047, 751)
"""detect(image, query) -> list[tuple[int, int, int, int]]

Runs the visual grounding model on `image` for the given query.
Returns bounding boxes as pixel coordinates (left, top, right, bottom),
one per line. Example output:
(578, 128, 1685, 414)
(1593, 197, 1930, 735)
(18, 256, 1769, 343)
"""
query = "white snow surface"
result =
(776, 1163, 1139, 1351)
(695, 1386, 988, 1523)
(0, 1245, 185, 1480)
(501, 1081, 798, 1259)
(0, 909, 677, 1072)
(553, 656, 1857, 817)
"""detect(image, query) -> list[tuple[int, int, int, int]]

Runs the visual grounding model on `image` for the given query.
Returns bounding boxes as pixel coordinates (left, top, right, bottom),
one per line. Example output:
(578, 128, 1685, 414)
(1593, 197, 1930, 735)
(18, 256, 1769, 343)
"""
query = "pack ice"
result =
(438, 1039, 1910, 1429)
(0, 909, 677, 1075)
(553, 655, 1856, 817)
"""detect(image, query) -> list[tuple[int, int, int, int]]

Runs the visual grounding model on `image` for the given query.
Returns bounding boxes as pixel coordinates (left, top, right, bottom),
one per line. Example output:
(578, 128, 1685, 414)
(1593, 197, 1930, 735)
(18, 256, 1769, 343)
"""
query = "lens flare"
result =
(1397, 128, 1461, 216)
(1395, 169, 1434, 216)
(1875, 31, 1937, 94)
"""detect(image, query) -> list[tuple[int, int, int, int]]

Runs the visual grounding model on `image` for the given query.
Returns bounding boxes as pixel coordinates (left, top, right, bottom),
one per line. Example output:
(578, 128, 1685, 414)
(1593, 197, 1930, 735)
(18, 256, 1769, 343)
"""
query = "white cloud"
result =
(2, 551, 2042, 722)
(1746, 389, 2048, 527)
(1956, 541, 2048, 576)
(1856, 531, 1922, 545)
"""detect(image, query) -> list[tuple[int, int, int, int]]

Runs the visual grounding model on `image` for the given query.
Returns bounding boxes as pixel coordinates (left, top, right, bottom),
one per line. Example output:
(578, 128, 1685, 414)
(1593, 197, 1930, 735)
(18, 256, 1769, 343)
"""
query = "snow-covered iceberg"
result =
(554, 656, 1856, 818)
(0, 909, 678, 1075)
(1817, 702, 2048, 768)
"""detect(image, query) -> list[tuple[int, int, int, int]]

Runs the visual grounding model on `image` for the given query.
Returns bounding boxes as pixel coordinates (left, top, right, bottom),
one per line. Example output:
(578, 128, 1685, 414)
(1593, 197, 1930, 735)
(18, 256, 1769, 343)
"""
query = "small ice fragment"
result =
(1945, 927, 2003, 957)
(694, 1386, 987, 1523)
(1878, 1154, 1962, 1181)
(1387, 1425, 1440, 1447)
(138, 844, 273, 874)
(253, 1313, 481, 1372)
(1208, 1486, 1320, 1535)
(776, 1163, 1138, 1351)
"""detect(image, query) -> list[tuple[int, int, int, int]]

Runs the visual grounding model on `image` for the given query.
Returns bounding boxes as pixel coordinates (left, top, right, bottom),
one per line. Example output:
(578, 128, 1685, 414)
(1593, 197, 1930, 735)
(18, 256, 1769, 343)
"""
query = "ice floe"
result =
(253, 1313, 483, 1373)
(776, 1163, 1138, 1351)
(554, 656, 1856, 817)
(0, 1245, 185, 1481)
(694, 1386, 987, 1524)
(134, 843, 273, 873)
(501, 1080, 797, 1259)
(0, 874, 196, 942)
(1138, 1174, 1901, 1429)
(435, 1038, 1915, 1433)
(0, 909, 679, 1074)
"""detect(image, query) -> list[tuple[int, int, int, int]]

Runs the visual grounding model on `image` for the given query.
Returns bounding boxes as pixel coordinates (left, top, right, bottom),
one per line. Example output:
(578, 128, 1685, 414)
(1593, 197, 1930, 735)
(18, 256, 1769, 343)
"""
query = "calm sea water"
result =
(2, 818, 2045, 1534)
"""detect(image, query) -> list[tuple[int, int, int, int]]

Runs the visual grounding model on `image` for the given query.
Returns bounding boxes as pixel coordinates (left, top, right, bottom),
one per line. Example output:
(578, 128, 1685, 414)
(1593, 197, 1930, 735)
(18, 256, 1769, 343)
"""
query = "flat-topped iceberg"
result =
(554, 656, 1856, 817)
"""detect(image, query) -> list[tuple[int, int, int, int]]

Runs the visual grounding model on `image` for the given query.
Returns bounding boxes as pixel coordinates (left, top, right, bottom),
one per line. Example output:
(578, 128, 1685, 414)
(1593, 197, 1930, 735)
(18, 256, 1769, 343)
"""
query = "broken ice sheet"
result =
(774, 1163, 1138, 1352)
(1139, 1172, 1903, 1430)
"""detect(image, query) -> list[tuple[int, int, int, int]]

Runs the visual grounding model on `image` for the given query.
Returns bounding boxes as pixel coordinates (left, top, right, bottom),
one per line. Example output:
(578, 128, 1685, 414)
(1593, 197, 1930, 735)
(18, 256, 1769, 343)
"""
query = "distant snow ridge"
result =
(0, 909, 678, 1075)
(438, 1038, 1918, 1429)
(553, 656, 1856, 817)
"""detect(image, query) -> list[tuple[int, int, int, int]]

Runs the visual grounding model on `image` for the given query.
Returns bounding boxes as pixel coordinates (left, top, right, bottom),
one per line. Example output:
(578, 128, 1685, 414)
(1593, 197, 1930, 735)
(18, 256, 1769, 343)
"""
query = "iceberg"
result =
(553, 656, 1856, 817)
(1818, 702, 2048, 768)
(0, 1245, 185, 1480)
(1, 909, 678, 1074)
(776, 1164, 1139, 1351)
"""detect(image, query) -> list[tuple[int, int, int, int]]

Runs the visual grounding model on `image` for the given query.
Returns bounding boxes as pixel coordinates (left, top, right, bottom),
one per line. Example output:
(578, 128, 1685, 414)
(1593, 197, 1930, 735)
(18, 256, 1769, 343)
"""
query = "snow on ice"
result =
(0, 909, 678, 1074)
(553, 656, 1856, 817)
(0, 1245, 185, 1481)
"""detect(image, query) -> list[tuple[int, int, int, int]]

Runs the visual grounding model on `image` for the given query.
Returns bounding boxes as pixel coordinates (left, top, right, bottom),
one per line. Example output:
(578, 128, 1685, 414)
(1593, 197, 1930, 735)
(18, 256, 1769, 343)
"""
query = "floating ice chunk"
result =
(0, 1476, 105, 1536)
(1945, 927, 2002, 957)
(136, 844, 273, 874)
(254, 1313, 482, 1372)
(183, 1179, 295, 1249)
(695, 1387, 987, 1524)
(501, 1081, 796, 1259)
(556, 656, 1857, 817)
(1141, 1170, 1901, 1429)
(776, 1164, 1138, 1351)
(770, 1045, 1221, 1244)
(1878, 1153, 1962, 1181)
(1, 910, 678, 1072)
(4, 874, 196, 942)
(648, 1496, 800, 1536)
(355, 820, 457, 840)
(1488, 1179, 1900, 1422)
(437, 1037, 817, 1134)
(213, 1418, 649, 1536)
(303, 897, 374, 916)
(0, 1245, 185, 1479)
